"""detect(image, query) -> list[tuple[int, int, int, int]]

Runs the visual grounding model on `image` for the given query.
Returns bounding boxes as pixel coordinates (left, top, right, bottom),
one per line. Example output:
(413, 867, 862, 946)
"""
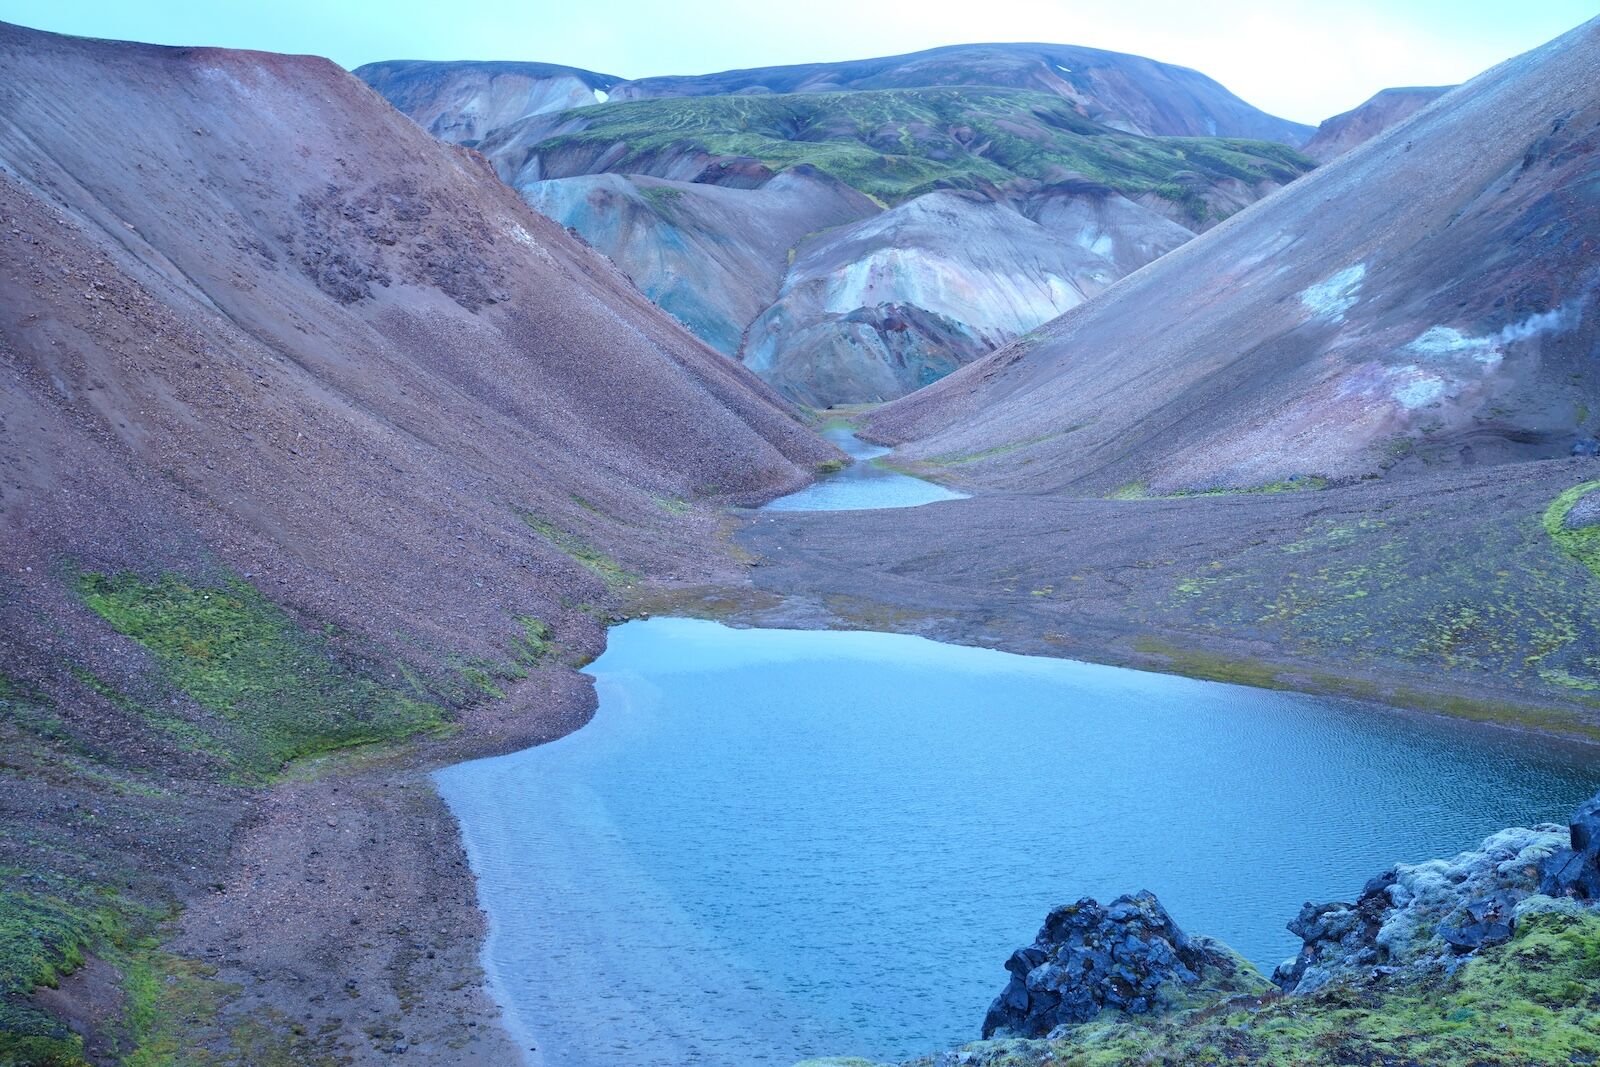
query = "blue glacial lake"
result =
(761, 425, 968, 511)
(435, 618, 1600, 1067)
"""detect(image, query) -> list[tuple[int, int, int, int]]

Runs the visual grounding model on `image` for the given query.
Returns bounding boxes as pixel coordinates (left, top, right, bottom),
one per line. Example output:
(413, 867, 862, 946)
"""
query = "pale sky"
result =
(3, 0, 1596, 124)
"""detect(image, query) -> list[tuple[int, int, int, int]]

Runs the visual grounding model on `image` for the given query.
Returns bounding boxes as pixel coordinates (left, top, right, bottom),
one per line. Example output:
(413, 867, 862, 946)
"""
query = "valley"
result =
(1, 9, 1599, 1067)
(361, 55, 1314, 406)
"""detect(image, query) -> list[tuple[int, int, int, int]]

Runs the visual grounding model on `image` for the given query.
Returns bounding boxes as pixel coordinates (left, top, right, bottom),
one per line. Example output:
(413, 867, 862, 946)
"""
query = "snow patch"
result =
(1073, 227, 1115, 258)
(1055, 64, 1073, 74)
(1300, 264, 1365, 320)
(593, 88, 609, 103)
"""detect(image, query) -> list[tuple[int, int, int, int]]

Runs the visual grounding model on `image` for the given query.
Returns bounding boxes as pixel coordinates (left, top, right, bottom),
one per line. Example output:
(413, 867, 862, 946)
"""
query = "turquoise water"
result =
(761, 425, 968, 511)
(436, 619, 1600, 1067)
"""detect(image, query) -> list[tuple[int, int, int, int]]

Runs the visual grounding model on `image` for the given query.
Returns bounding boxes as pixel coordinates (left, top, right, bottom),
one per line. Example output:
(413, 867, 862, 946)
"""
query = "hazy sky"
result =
(4, 0, 1596, 123)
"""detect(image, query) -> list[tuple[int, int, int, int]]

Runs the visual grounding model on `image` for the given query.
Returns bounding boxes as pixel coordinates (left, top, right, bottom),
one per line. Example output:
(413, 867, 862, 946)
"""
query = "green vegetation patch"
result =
(1543, 480, 1600, 581)
(76, 572, 445, 779)
(536, 87, 1314, 217)
(0, 888, 120, 1067)
(1161, 496, 1600, 703)
(1133, 638, 1285, 690)
(517, 512, 638, 588)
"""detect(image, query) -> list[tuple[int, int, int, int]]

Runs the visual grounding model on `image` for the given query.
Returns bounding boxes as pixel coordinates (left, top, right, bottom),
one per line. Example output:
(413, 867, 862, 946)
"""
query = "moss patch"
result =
(76, 572, 445, 779)
(1132, 638, 1285, 690)
(516, 512, 638, 589)
(0, 886, 138, 1067)
(534, 87, 1313, 221)
(1543, 480, 1600, 581)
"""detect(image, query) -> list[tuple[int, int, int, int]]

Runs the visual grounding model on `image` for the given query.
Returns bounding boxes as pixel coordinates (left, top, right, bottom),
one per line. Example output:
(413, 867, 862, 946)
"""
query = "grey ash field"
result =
(3, 11, 1600, 1067)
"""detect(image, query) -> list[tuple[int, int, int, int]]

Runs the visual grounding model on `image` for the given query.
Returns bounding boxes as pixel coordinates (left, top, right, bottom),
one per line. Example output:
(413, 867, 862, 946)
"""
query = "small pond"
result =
(761, 425, 968, 511)
(436, 619, 1600, 1066)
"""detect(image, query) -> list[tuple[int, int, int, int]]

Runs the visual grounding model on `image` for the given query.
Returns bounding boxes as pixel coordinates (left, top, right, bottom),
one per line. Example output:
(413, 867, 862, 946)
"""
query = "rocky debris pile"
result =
(1563, 487, 1600, 528)
(1540, 792, 1600, 898)
(981, 890, 1256, 1038)
(1276, 791, 1600, 992)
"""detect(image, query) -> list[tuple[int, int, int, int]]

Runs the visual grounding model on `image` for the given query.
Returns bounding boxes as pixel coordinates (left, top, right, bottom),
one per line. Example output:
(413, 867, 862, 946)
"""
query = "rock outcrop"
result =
(1275, 792, 1600, 994)
(1540, 792, 1600, 898)
(981, 891, 1264, 1039)
(1272, 824, 1568, 992)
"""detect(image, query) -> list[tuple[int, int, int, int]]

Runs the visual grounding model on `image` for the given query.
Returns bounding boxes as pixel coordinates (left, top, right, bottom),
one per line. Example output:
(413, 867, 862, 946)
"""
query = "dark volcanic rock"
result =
(981, 891, 1248, 1038)
(1539, 792, 1600, 899)
(1274, 823, 1572, 993)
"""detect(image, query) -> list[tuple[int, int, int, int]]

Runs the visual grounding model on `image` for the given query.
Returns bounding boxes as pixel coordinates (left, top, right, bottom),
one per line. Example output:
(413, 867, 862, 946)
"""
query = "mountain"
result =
(1302, 85, 1454, 161)
(864, 17, 1600, 495)
(603, 42, 1315, 145)
(742, 186, 1194, 404)
(523, 167, 878, 357)
(480, 86, 1310, 212)
(0, 20, 830, 1062)
(352, 58, 620, 145)
(367, 70, 1313, 405)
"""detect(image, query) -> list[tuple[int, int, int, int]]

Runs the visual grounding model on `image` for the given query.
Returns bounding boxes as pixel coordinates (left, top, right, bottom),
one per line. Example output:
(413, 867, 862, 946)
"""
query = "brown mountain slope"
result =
(865, 17, 1600, 496)
(0, 20, 830, 1063)
(1302, 85, 1454, 161)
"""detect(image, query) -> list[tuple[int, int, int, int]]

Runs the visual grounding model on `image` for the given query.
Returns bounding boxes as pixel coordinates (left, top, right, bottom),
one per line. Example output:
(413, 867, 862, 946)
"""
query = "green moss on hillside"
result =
(77, 572, 445, 779)
(0, 890, 110, 1067)
(534, 87, 1314, 214)
(516, 512, 638, 588)
(1161, 494, 1600, 701)
(1543, 480, 1600, 580)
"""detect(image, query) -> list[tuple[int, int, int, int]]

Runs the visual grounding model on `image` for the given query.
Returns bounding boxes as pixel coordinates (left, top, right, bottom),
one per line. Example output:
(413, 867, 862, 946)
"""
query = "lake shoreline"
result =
(435, 614, 1600, 1062)
(190, 483, 1600, 1067)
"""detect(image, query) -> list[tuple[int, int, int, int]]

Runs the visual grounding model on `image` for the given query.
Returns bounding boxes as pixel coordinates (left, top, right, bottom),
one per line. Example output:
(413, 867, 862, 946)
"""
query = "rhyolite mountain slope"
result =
(602, 42, 1315, 145)
(523, 167, 878, 357)
(353, 58, 620, 145)
(0, 19, 832, 1064)
(369, 71, 1313, 404)
(865, 18, 1600, 494)
(1302, 85, 1454, 161)
(743, 187, 1193, 404)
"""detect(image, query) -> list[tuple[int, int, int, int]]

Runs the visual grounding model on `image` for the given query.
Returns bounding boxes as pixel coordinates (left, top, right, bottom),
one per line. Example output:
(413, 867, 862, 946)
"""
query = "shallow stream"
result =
(760, 424, 967, 511)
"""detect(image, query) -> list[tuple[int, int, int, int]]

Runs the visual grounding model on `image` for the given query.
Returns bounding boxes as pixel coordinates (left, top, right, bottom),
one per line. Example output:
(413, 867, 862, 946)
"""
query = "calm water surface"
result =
(761, 425, 968, 511)
(436, 619, 1600, 1067)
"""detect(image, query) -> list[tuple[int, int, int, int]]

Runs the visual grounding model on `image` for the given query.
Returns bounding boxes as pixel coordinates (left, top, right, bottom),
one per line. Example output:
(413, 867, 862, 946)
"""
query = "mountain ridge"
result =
(863, 16, 1600, 494)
